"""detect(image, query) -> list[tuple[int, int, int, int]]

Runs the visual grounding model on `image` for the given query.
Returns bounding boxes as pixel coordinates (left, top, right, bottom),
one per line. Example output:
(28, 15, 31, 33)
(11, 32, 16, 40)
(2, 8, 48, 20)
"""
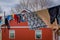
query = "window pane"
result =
(9, 30, 15, 39)
(35, 30, 42, 39)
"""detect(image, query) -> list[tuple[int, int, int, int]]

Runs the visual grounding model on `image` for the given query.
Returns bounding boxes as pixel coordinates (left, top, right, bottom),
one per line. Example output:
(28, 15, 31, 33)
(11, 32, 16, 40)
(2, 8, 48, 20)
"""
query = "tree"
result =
(0, 7, 3, 13)
(13, 0, 48, 13)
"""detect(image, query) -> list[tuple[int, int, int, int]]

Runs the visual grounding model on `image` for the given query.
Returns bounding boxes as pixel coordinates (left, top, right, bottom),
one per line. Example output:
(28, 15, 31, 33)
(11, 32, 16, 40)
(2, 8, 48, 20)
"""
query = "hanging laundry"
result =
(48, 5, 60, 25)
(7, 15, 13, 21)
(20, 10, 27, 22)
(12, 14, 14, 20)
(0, 20, 1, 24)
(17, 14, 26, 22)
(0, 13, 5, 27)
(5, 18, 10, 29)
(25, 10, 47, 30)
(17, 14, 21, 23)
(14, 14, 19, 23)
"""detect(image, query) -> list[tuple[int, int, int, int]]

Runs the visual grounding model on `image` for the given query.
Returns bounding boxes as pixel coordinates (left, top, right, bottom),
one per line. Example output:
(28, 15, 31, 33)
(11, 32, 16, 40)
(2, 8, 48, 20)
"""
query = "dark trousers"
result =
(5, 18, 10, 29)
(48, 5, 60, 25)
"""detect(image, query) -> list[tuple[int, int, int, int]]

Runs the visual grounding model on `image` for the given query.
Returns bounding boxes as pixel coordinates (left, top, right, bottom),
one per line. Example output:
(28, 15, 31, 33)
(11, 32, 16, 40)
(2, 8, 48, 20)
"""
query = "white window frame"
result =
(35, 30, 42, 39)
(9, 30, 15, 39)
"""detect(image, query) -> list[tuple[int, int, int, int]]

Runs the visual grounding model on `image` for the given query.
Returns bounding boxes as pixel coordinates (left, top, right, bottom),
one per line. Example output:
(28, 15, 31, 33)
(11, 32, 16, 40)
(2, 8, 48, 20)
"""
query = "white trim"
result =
(1, 26, 29, 28)
(1, 26, 49, 28)
(53, 31, 55, 40)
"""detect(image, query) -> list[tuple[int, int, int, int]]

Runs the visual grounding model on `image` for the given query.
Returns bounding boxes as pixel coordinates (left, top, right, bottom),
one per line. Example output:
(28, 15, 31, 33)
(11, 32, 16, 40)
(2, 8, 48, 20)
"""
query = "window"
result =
(9, 30, 15, 39)
(35, 30, 42, 39)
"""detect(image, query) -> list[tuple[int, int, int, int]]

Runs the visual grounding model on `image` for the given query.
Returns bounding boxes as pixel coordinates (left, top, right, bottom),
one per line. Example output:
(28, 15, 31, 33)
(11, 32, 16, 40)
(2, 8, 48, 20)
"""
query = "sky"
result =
(0, 0, 20, 15)
(0, 0, 60, 15)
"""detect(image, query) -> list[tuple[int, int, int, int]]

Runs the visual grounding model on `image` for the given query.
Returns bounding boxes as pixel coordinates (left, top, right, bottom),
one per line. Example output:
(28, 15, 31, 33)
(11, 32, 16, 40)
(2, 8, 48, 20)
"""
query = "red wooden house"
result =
(1, 10, 53, 40)
(2, 20, 53, 40)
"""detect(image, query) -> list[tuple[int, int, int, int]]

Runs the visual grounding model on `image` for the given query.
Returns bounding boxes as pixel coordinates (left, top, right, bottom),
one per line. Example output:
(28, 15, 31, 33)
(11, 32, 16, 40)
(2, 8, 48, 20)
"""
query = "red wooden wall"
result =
(2, 20, 53, 40)
(2, 28, 53, 40)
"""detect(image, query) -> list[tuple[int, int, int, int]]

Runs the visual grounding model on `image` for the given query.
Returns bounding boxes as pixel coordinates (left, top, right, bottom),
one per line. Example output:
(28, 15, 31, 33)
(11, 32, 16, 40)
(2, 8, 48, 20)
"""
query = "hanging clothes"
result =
(14, 14, 19, 23)
(12, 14, 14, 20)
(17, 14, 21, 23)
(7, 15, 13, 21)
(0, 13, 5, 26)
(21, 14, 26, 22)
(21, 10, 27, 22)
(5, 18, 10, 29)
(48, 5, 60, 25)
(25, 11, 47, 29)
(0, 20, 1, 24)
(17, 14, 26, 22)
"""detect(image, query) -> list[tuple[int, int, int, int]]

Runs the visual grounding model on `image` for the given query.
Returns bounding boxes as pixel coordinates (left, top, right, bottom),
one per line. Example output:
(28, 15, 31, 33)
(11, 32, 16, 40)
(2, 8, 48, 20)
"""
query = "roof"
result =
(21, 10, 27, 13)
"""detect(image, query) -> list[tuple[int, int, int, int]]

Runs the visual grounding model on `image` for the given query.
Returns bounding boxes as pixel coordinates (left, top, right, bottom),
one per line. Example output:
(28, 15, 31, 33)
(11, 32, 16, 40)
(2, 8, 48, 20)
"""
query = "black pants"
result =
(48, 5, 60, 25)
(5, 18, 10, 29)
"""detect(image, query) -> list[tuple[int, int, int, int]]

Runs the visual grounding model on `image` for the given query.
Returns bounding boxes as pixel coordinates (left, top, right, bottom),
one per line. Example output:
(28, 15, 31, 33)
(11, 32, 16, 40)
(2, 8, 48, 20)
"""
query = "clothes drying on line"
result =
(13, 14, 19, 23)
(0, 14, 5, 26)
(5, 18, 10, 29)
(17, 14, 21, 23)
(26, 12, 47, 29)
(17, 14, 24, 22)
(7, 15, 13, 21)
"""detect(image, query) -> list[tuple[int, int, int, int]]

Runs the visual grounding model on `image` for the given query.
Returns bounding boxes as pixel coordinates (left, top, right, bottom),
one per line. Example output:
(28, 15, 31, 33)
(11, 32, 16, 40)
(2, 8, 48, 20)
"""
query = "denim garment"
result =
(7, 15, 13, 21)
(48, 5, 60, 25)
